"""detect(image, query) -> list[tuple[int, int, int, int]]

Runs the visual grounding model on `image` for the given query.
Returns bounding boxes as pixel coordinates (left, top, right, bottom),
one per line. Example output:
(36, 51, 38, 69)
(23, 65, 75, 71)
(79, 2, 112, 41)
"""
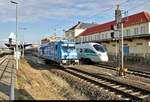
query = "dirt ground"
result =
(15, 59, 88, 100)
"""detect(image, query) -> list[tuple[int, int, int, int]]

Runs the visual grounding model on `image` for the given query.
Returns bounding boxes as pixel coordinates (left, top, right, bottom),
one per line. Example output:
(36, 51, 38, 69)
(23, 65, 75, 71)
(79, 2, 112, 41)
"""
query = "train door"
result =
(77, 48, 83, 59)
(123, 46, 129, 55)
(54, 44, 58, 60)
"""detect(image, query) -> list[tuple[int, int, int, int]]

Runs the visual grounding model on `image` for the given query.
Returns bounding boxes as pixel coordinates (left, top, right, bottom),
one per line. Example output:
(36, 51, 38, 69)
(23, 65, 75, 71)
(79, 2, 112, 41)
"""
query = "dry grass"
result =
(41, 70, 88, 100)
(16, 58, 88, 100)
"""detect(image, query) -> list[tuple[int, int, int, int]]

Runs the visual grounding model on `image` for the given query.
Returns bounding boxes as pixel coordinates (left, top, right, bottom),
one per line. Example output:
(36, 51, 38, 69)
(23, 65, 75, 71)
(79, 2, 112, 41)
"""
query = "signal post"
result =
(111, 5, 128, 76)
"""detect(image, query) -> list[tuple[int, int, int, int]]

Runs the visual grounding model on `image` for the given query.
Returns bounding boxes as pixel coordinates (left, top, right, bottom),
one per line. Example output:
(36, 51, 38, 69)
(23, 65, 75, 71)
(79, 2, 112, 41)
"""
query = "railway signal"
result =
(115, 4, 124, 76)
(112, 4, 128, 76)
(115, 5, 122, 24)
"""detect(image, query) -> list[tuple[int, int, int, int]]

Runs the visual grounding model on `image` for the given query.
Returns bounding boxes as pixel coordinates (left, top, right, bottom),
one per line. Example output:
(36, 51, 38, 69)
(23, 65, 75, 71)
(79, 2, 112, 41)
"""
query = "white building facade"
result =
(76, 12, 150, 55)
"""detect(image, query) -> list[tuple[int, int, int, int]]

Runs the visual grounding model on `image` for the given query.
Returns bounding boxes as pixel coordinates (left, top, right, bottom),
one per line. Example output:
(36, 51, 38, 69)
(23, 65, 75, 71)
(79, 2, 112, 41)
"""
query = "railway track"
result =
(0, 56, 13, 80)
(27, 55, 150, 100)
(95, 63, 150, 79)
(0, 59, 10, 80)
(0, 56, 8, 64)
(60, 66, 150, 100)
(0, 55, 14, 100)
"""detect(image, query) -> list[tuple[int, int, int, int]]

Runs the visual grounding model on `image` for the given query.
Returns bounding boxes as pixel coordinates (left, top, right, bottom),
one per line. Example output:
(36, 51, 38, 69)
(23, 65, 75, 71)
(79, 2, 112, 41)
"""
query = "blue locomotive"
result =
(39, 41, 79, 65)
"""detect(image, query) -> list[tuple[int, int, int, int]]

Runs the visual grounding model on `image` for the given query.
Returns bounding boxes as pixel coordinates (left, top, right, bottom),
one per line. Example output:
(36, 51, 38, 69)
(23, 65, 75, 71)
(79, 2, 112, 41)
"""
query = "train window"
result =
(68, 46, 75, 49)
(84, 49, 95, 53)
(56, 46, 57, 50)
(77, 49, 83, 53)
(136, 43, 143, 45)
(42, 49, 44, 54)
(112, 44, 116, 47)
(61, 44, 75, 49)
(93, 44, 106, 52)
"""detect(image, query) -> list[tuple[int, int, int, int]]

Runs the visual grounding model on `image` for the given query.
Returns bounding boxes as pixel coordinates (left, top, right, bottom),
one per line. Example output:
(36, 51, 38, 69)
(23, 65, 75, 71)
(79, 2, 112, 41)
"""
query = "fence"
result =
(108, 53, 150, 65)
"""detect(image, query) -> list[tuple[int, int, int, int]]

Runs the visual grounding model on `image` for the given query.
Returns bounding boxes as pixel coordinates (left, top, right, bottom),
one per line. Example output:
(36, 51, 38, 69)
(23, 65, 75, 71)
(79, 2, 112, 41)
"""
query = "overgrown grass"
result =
(15, 58, 89, 100)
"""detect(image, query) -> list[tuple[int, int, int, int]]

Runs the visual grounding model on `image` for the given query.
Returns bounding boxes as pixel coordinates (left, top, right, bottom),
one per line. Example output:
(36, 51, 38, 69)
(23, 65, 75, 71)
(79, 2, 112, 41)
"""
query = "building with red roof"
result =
(76, 11, 150, 55)
(65, 21, 98, 41)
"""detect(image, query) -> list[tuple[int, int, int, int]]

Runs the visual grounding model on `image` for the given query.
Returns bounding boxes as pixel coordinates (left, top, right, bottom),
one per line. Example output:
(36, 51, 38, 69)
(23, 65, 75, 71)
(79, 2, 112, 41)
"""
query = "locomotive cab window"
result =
(93, 44, 106, 52)
(61, 44, 75, 49)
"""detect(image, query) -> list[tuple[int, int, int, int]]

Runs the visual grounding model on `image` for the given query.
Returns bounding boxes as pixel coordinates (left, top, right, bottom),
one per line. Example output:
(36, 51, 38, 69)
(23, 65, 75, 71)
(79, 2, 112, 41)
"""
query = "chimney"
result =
(92, 22, 97, 24)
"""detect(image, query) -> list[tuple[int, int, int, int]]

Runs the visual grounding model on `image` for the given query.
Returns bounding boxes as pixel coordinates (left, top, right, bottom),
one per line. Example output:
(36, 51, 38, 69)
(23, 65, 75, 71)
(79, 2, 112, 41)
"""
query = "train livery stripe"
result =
(85, 54, 98, 56)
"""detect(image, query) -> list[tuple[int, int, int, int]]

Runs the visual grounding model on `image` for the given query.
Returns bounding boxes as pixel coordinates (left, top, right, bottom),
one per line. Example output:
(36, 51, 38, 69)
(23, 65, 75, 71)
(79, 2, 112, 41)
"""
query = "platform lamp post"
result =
(21, 28, 26, 58)
(11, 0, 18, 70)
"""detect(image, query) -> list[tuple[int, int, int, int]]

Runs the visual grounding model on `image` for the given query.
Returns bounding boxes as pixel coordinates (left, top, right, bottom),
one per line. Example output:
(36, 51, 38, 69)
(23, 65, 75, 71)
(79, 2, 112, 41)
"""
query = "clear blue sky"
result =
(0, 0, 150, 43)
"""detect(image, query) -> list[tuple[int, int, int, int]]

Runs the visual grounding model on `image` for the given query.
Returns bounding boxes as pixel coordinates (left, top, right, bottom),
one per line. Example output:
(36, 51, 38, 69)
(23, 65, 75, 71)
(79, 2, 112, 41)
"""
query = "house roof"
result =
(67, 21, 98, 31)
(78, 11, 150, 37)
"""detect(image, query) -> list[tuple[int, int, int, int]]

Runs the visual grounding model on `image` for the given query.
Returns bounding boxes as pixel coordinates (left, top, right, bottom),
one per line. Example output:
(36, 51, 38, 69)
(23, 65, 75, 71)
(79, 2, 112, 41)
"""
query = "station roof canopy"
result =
(8, 32, 16, 39)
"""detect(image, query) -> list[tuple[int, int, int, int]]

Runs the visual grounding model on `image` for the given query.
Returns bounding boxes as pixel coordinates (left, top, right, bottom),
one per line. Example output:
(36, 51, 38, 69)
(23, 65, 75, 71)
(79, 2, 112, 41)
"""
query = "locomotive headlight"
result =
(62, 60, 67, 63)
(75, 60, 79, 63)
(70, 53, 76, 55)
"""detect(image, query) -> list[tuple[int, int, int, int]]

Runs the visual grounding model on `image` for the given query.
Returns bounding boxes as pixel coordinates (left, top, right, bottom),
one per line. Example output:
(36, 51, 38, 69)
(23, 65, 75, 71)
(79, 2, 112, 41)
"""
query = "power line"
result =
(127, 0, 149, 11)
(82, 0, 130, 22)
(63, 0, 149, 32)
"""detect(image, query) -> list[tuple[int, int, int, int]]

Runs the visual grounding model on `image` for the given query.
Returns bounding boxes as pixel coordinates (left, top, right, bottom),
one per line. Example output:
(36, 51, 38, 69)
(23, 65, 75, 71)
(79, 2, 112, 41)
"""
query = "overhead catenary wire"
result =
(82, 0, 130, 22)
(127, 0, 149, 11)
(56, 0, 131, 33)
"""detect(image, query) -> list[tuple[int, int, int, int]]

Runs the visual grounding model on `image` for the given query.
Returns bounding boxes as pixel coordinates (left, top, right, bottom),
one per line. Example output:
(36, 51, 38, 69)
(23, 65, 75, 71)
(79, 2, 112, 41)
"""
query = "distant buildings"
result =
(41, 35, 65, 44)
(74, 11, 150, 55)
(65, 21, 98, 41)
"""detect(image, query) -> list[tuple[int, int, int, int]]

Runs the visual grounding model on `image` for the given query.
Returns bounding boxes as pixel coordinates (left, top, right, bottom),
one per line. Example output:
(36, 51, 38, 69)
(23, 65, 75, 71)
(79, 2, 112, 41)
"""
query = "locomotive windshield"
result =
(93, 44, 106, 52)
(61, 44, 75, 49)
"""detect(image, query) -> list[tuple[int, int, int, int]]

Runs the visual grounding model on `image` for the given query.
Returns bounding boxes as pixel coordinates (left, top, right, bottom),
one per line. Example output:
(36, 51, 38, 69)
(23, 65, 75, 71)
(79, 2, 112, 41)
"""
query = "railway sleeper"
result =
(107, 83, 116, 86)
(130, 91, 141, 96)
(124, 98, 130, 100)
(139, 95, 150, 99)
(117, 87, 127, 90)
(98, 81, 111, 84)
(123, 89, 134, 93)
(111, 85, 121, 88)
(116, 95, 122, 98)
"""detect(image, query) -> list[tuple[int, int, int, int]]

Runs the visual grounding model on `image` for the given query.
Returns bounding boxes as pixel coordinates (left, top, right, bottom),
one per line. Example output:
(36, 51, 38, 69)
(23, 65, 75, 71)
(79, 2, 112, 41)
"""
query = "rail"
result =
(63, 67, 150, 100)
(96, 63, 150, 79)
(0, 56, 7, 64)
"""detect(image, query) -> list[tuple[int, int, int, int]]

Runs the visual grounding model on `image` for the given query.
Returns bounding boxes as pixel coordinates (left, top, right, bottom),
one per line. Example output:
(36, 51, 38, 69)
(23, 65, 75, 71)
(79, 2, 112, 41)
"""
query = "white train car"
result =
(76, 43, 108, 63)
